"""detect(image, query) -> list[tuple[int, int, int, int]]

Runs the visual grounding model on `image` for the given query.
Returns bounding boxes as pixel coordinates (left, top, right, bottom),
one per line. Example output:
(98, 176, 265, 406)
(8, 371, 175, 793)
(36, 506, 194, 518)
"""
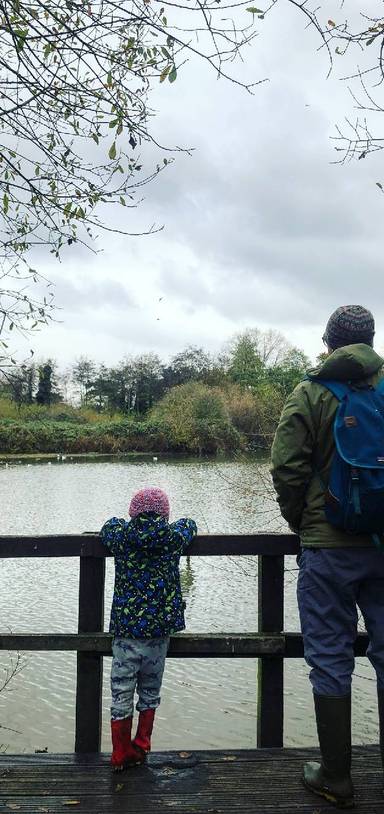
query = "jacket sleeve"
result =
(270, 384, 316, 531)
(169, 518, 197, 554)
(100, 517, 129, 555)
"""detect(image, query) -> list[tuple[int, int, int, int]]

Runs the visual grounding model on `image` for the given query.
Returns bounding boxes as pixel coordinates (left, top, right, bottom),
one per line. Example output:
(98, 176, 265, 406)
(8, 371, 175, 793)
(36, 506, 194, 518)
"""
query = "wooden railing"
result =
(0, 534, 370, 753)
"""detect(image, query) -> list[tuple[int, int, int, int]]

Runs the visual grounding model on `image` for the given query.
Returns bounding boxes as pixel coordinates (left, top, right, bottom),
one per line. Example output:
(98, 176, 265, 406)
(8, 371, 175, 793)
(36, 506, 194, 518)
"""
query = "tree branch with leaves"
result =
(0, 0, 261, 366)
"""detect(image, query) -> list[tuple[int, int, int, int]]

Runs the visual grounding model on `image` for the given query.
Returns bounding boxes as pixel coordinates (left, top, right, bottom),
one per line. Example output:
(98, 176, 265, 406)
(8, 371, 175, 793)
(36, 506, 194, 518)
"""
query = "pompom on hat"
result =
(323, 305, 375, 350)
(129, 487, 170, 520)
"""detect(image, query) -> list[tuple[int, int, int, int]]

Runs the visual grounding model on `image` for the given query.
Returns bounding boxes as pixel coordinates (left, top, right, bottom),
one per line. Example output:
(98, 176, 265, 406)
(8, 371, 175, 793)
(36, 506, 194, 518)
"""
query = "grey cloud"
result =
(32, 1, 384, 363)
(51, 276, 137, 314)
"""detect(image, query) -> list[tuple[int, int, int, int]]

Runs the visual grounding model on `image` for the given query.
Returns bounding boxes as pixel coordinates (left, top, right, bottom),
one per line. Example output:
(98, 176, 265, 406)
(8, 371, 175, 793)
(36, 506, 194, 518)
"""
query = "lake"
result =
(0, 455, 379, 753)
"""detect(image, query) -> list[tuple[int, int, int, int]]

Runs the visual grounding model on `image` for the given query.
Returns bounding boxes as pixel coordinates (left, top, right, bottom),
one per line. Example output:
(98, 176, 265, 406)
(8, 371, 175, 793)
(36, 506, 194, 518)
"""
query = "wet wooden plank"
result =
(0, 748, 382, 813)
(0, 532, 300, 558)
(0, 632, 285, 656)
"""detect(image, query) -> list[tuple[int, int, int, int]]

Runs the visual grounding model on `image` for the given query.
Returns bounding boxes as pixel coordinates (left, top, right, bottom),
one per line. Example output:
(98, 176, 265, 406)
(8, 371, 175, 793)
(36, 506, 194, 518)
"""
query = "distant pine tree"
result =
(36, 363, 53, 406)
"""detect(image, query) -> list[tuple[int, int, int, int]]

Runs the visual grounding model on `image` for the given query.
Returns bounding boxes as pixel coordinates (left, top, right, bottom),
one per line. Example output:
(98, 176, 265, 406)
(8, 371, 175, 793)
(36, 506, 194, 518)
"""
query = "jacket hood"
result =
(128, 513, 169, 551)
(308, 343, 384, 382)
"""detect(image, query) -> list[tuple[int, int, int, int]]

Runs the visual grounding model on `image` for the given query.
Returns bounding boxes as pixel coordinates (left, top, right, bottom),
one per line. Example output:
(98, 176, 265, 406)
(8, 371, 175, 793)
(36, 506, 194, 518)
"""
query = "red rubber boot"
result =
(111, 718, 142, 771)
(133, 709, 156, 761)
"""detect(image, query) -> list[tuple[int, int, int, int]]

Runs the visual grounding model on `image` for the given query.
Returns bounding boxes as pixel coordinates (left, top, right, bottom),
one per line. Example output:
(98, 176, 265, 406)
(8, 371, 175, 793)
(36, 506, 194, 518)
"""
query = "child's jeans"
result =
(111, 636, 170, 721)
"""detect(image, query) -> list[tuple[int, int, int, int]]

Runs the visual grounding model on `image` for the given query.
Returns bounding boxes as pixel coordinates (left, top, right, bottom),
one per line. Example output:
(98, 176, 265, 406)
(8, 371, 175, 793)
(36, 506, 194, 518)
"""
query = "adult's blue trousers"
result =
(297, 547, 384, 696)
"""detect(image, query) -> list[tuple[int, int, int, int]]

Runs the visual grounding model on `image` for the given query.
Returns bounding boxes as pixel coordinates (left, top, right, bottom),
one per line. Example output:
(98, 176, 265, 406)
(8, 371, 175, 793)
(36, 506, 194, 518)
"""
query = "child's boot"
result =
(133, 709, 156, 761)
(111, 718, 142, 771)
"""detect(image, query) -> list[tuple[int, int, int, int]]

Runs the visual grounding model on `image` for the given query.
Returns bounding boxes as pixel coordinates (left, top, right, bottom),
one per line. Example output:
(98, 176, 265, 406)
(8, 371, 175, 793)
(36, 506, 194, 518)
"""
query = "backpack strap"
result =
(311, 378, 350, 402)
(375, 378, 384, 395)
(309, 376, 384, 398)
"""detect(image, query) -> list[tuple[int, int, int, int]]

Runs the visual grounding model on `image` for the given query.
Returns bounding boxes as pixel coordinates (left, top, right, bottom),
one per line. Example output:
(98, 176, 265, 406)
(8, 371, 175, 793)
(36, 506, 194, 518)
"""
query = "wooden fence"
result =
(0, 534, 370, 753)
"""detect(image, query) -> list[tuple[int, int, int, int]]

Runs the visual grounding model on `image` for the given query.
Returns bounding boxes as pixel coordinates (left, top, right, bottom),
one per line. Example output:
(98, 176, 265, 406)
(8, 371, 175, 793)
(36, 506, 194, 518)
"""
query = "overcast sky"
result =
(21, 2, 384, 367)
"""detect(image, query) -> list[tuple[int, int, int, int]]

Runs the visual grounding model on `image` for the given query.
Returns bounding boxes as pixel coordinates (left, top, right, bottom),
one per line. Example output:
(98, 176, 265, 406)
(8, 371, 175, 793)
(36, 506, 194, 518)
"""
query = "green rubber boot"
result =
(377, 687, 384, 792)
(303, 693, 354, 809)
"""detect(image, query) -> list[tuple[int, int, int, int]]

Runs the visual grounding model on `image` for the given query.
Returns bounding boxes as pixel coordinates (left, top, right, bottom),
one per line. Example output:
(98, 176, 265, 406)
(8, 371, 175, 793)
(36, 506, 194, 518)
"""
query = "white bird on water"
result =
(153, 456, 158, 462)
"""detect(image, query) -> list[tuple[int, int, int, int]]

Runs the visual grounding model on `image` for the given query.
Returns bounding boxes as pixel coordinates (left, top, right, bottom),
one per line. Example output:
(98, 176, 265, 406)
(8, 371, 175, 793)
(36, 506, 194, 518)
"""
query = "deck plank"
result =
(0, 748, 382, 813)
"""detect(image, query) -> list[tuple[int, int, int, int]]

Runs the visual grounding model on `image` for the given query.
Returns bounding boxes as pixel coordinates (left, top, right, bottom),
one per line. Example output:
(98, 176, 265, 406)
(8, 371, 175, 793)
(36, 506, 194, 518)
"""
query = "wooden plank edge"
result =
(0, 532, 299, 557)
(0, 631, 370, 657)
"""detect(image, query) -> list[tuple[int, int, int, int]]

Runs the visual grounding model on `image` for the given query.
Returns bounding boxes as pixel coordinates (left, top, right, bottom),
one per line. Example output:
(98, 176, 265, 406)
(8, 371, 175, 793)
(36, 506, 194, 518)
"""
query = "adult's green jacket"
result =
(271, 343, 384, 547)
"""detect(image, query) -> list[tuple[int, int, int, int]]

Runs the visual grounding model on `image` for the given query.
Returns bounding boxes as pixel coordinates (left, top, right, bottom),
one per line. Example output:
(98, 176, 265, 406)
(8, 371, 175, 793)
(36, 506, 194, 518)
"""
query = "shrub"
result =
(151, 382, 242, 454)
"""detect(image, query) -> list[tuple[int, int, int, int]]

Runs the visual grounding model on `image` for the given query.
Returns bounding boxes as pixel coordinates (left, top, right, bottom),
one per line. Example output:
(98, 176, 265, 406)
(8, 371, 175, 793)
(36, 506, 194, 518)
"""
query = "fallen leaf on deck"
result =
(6, 805, 21, 811)
(223, 755, 236, 761)
(178, 751, 192, 758)
(115, 783, 124, 792)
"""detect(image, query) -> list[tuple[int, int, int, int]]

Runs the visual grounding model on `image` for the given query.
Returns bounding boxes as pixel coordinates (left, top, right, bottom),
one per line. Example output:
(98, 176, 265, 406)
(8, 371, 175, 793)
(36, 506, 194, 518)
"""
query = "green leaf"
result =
(160, 64, 170, 83)
(35, 165, 40, 176)
(246, 7, 263, 12)
(92, 133, 99, 144)
(109, 119, 118, 128)
(119, 196, 126, 206)
(109, 141, 117, 160)
(3, 193, 9, 214)
(168, 65, 177, 83)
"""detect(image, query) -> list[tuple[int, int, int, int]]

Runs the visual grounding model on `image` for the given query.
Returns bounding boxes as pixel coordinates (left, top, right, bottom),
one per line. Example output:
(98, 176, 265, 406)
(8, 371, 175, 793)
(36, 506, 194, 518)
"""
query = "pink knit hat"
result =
(129, 487, 170, 519)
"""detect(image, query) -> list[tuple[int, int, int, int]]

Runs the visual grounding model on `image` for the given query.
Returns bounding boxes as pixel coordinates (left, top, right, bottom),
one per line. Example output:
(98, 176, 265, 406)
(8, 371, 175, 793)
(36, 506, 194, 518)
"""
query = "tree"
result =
(0, 0, 259, 367)
(1, 0, 258, 261)
(256, 3, 384, 169)
(164, 346, 213, 388)
(132, 354, 164, 414)
(0, 267, 54, 369)
(6, 362, 36, 405)
(225, 328, 289, 388)
(72, 357, 97, 406)
(36, 362, 52, 405)
(35, 359, 60, 405)
(267, 347, 311, 397)
(226, 331, 265, 389)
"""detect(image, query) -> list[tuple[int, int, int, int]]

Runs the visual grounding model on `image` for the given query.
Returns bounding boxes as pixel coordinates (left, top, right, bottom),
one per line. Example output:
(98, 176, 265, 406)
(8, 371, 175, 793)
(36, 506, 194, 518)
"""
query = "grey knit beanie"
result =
(323, 305, 375, 350)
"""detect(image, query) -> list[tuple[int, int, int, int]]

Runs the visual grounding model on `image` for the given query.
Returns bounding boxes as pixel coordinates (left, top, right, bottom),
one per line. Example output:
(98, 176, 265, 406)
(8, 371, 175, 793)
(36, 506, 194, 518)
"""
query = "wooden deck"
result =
(0, 747, 382, 813)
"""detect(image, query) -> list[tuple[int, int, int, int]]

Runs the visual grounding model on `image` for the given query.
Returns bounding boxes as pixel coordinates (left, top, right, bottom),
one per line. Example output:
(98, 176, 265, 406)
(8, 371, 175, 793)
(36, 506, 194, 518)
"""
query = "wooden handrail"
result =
(0, 532, 300, 557)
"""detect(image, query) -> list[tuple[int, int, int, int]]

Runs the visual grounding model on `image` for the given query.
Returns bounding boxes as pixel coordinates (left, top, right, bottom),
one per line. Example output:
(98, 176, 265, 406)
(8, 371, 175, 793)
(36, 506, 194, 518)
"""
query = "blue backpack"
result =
(314, 378, 384, 548)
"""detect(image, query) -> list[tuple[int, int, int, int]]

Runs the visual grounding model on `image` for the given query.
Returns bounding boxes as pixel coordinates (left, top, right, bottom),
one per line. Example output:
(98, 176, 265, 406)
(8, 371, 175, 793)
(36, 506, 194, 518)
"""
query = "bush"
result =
(151, 382, 242, 454)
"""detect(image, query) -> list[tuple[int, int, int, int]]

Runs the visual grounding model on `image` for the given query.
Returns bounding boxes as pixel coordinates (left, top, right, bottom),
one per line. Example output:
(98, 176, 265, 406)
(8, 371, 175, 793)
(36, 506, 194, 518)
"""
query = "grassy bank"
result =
(0, 382, 283, 455)
(0, 417, 171, 455)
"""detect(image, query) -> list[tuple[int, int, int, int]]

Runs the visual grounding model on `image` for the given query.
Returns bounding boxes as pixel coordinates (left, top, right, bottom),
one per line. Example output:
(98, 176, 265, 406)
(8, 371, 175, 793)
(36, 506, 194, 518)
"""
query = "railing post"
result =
(75, 555, 105, 753)
(257, 554, 284, 748)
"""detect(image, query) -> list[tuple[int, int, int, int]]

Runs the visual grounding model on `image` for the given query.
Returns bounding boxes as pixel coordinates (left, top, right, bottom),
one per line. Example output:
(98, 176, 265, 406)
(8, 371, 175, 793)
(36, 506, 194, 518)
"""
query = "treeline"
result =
(0, 329, 312, 455)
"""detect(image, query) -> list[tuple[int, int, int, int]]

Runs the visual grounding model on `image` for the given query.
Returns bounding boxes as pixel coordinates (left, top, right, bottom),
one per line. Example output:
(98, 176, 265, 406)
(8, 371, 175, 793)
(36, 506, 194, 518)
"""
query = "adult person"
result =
(271, 305, 384, 809)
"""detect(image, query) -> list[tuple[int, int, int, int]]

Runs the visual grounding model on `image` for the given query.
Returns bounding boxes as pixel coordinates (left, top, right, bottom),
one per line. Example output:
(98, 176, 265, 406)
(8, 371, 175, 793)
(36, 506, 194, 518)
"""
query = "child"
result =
(100, 486, 197, 771)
